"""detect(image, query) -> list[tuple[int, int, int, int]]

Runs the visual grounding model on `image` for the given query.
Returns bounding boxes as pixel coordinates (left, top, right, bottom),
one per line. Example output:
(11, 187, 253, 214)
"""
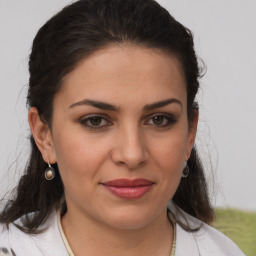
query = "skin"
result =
(29, 45, 198, 256)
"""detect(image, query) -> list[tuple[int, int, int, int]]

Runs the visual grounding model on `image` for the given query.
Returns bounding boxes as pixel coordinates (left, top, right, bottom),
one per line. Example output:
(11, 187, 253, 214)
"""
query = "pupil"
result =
(90, 117, 102, 126)
(153, 116, 163, 125)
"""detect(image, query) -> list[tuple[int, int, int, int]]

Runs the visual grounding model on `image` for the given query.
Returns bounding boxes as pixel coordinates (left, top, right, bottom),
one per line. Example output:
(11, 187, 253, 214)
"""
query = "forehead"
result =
(56, 45, 187, 108)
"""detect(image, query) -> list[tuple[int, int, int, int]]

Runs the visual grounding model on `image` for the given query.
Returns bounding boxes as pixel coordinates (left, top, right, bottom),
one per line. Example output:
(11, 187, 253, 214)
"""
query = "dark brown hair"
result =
(0, 0, 214, 233)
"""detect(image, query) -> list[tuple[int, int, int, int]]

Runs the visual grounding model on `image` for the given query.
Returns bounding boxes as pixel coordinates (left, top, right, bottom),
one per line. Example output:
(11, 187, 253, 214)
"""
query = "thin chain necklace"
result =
(57, 212, 75, 256)
(57, 211, 176, 256)
(169, 211, 176, 256)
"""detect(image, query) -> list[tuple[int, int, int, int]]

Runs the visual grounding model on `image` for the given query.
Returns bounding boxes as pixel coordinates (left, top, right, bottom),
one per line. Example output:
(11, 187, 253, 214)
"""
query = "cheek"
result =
(148, 126, 189, 195)
(151, 131, 188, 169)
(52, 130, 110, 183)
(156, 137, 187, 189)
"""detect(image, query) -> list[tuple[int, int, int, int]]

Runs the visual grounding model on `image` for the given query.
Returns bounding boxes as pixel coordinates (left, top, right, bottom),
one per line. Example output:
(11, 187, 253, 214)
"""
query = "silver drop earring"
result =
(182, 162, 189, 178)
(45, 163, 56, 180)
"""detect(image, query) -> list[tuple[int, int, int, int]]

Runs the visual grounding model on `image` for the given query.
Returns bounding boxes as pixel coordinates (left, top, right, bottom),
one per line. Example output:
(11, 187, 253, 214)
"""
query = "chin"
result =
(99, 207, 161, 230)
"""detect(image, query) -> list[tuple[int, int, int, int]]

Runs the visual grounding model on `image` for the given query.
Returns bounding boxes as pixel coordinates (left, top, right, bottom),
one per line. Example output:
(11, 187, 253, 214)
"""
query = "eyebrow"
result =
(69, 99, 119, 111)
(68, 98, 182, 111)
(143, 98, 182, 111)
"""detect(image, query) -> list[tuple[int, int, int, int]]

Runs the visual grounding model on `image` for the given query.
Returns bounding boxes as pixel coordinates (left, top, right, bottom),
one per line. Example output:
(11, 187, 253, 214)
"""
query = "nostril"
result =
(111, 133, 149, 169)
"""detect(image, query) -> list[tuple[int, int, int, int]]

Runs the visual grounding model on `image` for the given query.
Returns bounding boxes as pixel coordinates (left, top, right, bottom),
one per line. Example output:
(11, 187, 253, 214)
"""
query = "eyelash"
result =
(79, 115, 112, 130)
(145, 113, 177, 127)
(79, 113, 176, 130)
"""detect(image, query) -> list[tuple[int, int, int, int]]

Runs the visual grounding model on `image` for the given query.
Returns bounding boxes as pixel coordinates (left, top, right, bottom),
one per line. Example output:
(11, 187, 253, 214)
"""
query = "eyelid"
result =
(80, 113, 111, 120)
(79, 114, 113, 129)
(143, 112, 175, 120)
(78, 112, 177, 130)
(144, 112, 177, 126)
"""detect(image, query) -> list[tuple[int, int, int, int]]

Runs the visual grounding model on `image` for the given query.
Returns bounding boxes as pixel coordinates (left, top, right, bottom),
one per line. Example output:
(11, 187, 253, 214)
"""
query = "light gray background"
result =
(0, 0, 255, 210)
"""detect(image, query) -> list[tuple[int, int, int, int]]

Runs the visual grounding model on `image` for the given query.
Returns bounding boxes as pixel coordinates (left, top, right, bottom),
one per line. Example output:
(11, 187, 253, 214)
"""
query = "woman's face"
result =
(48, 46, 197, 229)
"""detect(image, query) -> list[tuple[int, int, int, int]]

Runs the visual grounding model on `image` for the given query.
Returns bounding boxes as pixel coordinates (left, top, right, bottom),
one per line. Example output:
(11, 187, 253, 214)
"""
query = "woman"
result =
(0, 0, 244, 255)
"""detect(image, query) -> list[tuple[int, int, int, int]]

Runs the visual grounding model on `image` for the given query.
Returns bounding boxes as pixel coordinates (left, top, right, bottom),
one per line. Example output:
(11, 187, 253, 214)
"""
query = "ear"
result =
(28, 107, 57, 164)
(186, 109, 199, 160)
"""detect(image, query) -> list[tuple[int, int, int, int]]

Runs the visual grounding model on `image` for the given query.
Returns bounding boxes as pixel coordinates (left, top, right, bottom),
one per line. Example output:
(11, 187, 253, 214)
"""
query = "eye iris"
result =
(90, 117, 102, 126)
(153, 116, 164, 125)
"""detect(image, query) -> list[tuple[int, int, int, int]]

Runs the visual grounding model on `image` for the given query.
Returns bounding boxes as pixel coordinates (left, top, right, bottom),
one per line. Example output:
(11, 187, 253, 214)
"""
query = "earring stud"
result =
(45, 163, 55, 180)
(182, 162, 189, 178)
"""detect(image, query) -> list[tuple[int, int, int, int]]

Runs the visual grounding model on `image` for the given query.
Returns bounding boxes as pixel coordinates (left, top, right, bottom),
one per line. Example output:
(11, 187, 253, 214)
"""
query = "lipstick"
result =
(101, 179, 154, 199)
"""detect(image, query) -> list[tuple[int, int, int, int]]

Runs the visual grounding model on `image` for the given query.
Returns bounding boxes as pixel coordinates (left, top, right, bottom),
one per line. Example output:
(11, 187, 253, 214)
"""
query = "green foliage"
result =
(213, 208, 256, 256)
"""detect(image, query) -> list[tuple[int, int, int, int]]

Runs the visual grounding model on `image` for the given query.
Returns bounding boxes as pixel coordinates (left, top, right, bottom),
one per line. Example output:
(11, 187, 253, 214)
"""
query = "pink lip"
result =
(101, 179, 154, 199)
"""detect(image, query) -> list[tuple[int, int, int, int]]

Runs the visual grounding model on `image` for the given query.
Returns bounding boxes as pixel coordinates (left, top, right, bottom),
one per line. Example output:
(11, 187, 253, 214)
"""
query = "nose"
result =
(111, 126, 149, 170)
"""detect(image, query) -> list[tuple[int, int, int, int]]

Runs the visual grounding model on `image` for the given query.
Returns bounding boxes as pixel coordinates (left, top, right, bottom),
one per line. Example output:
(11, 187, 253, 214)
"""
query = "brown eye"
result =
(146, 114, 176, 128)
(89, 116, 103, 126)
(80, 115, 111, 130)
(152, 116, 164, 125)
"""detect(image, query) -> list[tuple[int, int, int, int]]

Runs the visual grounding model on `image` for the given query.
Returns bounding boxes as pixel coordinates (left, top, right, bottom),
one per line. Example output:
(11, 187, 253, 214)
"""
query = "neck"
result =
(61, 207, 174, 256)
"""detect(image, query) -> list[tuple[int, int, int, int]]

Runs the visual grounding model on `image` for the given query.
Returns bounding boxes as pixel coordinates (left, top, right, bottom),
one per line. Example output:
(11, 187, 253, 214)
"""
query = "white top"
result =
(0, 204, 245, 256)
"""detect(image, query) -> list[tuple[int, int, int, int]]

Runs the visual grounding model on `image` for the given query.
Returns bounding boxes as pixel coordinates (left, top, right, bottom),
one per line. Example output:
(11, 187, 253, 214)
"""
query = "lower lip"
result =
(103, 184, 153, 199)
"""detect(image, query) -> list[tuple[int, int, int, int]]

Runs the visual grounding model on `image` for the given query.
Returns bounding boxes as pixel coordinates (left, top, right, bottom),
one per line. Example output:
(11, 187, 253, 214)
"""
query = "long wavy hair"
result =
(0, 0, 214, 233)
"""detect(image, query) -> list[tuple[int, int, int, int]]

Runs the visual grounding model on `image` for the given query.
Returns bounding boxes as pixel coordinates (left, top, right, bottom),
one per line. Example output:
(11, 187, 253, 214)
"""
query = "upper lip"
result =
(102, 178, 154, 187)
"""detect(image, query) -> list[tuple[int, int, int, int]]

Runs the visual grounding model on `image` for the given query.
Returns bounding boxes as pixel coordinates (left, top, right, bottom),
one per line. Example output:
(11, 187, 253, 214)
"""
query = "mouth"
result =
(100, 178, 155, 199)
